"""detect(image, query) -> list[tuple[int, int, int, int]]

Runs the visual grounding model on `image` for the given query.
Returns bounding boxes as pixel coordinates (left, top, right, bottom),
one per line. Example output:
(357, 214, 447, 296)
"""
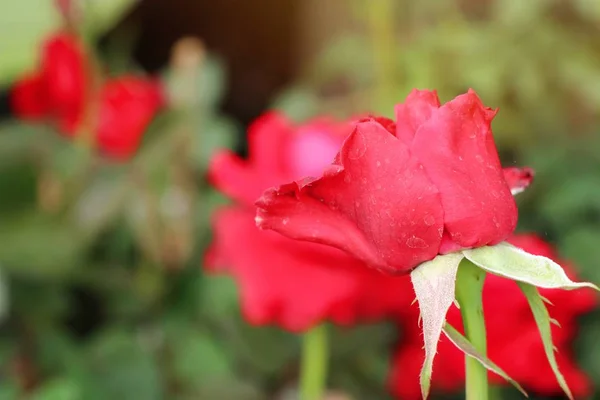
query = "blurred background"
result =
(1, 0, 600, 399)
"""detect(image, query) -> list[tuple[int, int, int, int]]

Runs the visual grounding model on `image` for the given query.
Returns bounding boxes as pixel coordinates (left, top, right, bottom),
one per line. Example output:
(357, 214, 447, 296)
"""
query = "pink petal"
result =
(256, 119, 444, 274)
(411, 89, 517, 250)
(394, 89, 441, 145)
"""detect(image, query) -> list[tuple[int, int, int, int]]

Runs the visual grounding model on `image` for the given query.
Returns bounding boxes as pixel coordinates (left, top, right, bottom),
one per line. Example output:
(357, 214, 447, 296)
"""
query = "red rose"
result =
(9, 32, 165, 159)
(207, 112, 415, 331)
(10, 33, 86, 126)
(39, 33, 87, 135)
(256, 89, 518, 274)
(95, 77, 165, 159)
(389, 234, 596, 399)
(10, 74, 48, 120)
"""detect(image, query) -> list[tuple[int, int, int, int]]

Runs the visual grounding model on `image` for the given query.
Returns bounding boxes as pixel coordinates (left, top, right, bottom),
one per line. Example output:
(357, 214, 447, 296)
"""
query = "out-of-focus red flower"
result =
(39, 33, 87, 135)
(255, 89, 520, 275)
(10, 74, 47, 120)
(389, 233, 596, 399)
(95, 77, 165, 159)
(9, 32, 165, 159)
(207, 112, 414, 331)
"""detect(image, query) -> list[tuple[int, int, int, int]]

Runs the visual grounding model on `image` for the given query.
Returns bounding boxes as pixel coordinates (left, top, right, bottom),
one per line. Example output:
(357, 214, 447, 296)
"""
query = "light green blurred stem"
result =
(456, 260, 489, 400)
(367, 0, 395, 109)
(299, 324, 328, 400)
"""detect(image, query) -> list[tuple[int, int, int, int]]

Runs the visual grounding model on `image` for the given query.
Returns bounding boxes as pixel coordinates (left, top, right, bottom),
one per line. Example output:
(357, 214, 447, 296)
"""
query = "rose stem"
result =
(299, 324, 329, 400)
(455, 259, 489, 400)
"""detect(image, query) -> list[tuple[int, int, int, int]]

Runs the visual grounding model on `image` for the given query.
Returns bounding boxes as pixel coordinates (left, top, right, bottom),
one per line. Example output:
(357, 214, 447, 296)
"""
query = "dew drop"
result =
(348, 130, 368, 160)
(376, 161, 381, 167)
(475, 155, 484, 163)
(282, 217, 290, 225)
(423, 215, 436, 226)
(458, 156, 463, 161)
(406, 236, 429, 249)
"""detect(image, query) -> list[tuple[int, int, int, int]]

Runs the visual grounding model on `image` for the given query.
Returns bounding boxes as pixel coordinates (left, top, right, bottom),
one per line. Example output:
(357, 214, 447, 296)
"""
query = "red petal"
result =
(256, 119, 444, 274)
(209, 151, 271, 206)
(40, 33, 87, 129)
(10, 74, 48, 119)
(411, 89, 517, 250)
(394, 89, 441, 145)
(96, 77, 164, 159)
(503, 167, 535, 195)
(207, 207, 390, 331)
(247, 112, 292, 174)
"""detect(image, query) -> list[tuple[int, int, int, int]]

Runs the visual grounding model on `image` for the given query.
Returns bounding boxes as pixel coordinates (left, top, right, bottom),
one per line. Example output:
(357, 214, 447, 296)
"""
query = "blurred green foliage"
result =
(1, 0, 600, 399)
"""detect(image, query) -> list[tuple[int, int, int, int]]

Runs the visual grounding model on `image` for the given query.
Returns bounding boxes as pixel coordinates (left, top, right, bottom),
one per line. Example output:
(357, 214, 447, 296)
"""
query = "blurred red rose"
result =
(256, 89, 519, 274)
(9, 32, 164, 159)
(389, 234, 596, 399)
(95, 77, 165, 159)
(10, 33, 85, 127)
(207, 112, 414, 331)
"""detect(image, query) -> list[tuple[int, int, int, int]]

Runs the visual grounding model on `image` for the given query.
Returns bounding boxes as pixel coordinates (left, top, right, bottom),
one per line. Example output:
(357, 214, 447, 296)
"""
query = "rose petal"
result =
(247, 112, 291, 173)
(208, 151, 267, 205)
(394, 89, 441, 145)
(412, 89, 517, 250)
(503, 167, 535, 195)
(256, 119, 444, 274)
(207, 207, 380, 331)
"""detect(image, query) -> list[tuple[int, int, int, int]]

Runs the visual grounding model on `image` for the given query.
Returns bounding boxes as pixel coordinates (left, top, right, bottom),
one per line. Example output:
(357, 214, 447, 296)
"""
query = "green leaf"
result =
(410, 253, 463, 400)
(0, 0, 60, 83)
(29, 378, 81, 400)
(463, 242, 599, 290)
(442, 324, 528, 397)
(0, 212, 84, 279)
(81, 0, 139, 37)
(517, 282, 573, 400)
(82, 329, 163, 400)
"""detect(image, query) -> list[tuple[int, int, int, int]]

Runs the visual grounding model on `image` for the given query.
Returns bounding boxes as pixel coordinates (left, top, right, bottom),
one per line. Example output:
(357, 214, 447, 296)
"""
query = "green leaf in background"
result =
(81, 329, 163, 400)
(193, 116, 239, 172)
(29, 378, 81, 400)
(518, 282, 574, 400)
(81, 0, 139, 38)
(0, 212, 84, 279)
(0, 0, 60, 84)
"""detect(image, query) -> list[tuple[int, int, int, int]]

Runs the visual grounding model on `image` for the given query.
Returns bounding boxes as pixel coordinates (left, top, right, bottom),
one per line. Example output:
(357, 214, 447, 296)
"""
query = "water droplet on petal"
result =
(406, 236, 429, 249)
(423, 215, 436, 226)
(376, 161, 381, 167)
(344, 174, 352, 183)
(282, 217, 290, 225)
(475, 155, 484, 163)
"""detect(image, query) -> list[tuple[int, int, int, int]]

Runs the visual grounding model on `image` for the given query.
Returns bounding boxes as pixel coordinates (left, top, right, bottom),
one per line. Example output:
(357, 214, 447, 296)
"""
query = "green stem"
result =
(455, 260, 489, 400)
(366, 0, 396, 110)
(299, 324, 329, 400)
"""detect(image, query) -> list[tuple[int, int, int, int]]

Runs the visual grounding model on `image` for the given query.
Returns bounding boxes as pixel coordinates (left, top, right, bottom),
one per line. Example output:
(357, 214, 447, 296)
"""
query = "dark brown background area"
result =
(120, 0, 301, 125)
